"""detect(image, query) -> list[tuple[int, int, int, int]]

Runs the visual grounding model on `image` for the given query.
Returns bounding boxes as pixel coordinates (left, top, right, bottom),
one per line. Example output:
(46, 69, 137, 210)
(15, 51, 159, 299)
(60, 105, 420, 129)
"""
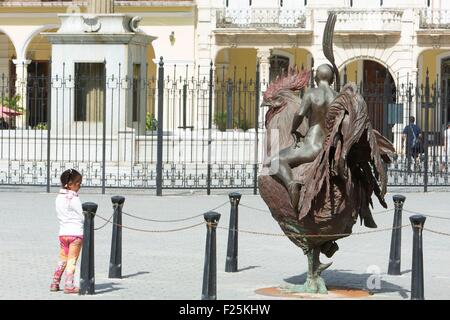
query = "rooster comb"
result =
(263, 67, 311, 101)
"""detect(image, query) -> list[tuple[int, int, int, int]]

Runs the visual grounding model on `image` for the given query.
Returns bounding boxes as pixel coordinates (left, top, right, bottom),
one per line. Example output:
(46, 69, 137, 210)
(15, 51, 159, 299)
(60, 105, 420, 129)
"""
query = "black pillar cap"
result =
(204, 211, 221, 223)
(409, 214, 426, 226)
(393, 194, 406, 202)
(82, 202, 98, 215)
(228, 192, 242, 200)
(111, 196, 125, 205)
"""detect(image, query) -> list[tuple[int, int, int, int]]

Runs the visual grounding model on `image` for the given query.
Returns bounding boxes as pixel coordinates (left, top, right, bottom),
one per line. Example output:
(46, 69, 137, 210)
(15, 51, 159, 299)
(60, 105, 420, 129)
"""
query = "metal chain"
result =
(371, 208, 394, 215)
(96, 213, 205, 233)
(240, 203, 393, 216)
(239, 203, 271, 214)
(94, 210, 115, 231)
(403, 209, 450, 221)
(120, 201, 228, 223)
(422, 227, 450, 237)
(214, 224, 410, 238)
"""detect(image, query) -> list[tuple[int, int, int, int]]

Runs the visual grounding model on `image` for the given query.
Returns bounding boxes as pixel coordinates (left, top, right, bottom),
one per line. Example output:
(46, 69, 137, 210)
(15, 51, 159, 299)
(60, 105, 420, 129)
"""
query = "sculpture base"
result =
(255, 286, 372, 299)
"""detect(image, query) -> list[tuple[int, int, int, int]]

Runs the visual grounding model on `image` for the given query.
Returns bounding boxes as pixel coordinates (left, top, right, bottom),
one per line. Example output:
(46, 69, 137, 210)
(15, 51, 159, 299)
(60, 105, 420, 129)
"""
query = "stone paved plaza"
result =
(0, 187, 449, 300)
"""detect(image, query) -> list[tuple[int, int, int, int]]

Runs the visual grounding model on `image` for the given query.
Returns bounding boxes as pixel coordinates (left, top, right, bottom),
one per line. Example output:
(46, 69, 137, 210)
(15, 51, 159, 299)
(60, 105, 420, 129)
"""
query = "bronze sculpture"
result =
(258, 13, 396, 294)
(265, 64, 337, 211)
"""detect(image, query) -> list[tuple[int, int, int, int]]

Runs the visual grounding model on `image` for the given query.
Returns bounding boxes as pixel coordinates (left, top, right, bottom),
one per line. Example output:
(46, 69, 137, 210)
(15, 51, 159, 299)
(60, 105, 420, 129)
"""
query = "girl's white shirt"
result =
(56, 189, 84, 236)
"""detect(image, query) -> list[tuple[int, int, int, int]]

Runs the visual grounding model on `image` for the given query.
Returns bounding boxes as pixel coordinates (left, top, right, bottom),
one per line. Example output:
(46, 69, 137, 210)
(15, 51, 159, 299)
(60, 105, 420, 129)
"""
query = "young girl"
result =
(50, 169, 84, 294)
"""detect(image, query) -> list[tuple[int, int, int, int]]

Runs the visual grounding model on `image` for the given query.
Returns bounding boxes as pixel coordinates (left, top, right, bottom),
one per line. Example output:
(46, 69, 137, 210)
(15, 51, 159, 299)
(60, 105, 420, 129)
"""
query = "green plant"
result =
(34, 122, 47, 130)
(234, 118, 252, 132)
(214, 111, 228, 131)
(214, 111, 253, 132)
(146, 112, 158, 131)
(1, 95, 23, 113)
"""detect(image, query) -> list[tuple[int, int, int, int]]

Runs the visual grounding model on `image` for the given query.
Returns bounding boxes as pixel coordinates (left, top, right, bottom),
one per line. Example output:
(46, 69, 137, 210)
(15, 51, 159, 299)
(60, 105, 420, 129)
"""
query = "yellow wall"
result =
(146, 45, 157, 116)
(344, 60, 358, 83)
(417, 50, 448, 131)
(26, 29, 57, 61)
(420, 49, 446, 86)
(220, 48, 257, 82)
(279, 48, 310, 71)
(215, 48, 257, 129)
(214, 48, 310, 129)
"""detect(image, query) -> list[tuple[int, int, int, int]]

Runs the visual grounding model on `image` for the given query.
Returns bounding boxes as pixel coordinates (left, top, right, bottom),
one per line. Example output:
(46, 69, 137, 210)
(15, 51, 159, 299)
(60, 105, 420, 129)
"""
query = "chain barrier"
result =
(96, 211, 450, 239)
(96, 213, 205, 233)
(403, 208, 450, 221)
(121, 201, 229, 223)
(239, 203, 271, 214)
(240, 203, 393, 216)
(422, 227, 450, 237)
(94, 209, 115, 231)
(91, 197, 450, 238)
(214, 223, 410, 238)
(371, 209, 394, 215)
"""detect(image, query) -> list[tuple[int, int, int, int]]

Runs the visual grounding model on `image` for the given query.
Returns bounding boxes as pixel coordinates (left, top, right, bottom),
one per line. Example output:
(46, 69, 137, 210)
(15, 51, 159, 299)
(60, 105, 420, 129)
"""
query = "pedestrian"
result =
(50, 169, 84, 294)
(401, 116, 423, 171)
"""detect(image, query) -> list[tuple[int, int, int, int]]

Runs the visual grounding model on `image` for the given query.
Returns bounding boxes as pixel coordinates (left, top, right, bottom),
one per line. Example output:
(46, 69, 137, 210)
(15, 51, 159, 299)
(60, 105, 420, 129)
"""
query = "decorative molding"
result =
(129, 16, 142, 33)
(431, 35, 441, 49)
(256, 49, 271, 64)
(82, 16, 102, 33)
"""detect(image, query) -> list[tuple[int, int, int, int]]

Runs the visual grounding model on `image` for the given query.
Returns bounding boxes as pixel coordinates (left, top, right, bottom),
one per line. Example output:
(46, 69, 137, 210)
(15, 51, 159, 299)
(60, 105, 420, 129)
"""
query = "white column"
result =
(257, 48, 271, 89)
(12, 58, 31, 129)
(257, 49, 271, 128)
(88, 0, 114, 14)
(0, 34, 9, 79)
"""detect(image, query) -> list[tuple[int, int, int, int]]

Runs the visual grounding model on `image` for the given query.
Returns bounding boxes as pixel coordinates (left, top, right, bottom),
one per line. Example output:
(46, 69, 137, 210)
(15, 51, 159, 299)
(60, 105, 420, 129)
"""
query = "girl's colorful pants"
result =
(51, 236, 83, 288)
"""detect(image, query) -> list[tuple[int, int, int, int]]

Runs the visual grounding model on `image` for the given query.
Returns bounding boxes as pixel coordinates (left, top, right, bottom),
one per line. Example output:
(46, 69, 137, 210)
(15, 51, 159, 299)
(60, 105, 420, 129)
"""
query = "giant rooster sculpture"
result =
(258, 13, 396, 294)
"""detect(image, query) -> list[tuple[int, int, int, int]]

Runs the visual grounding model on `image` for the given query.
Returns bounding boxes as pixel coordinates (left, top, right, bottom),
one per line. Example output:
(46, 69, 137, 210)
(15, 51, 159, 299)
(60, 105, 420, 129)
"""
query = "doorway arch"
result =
(340, 58, 397, 139)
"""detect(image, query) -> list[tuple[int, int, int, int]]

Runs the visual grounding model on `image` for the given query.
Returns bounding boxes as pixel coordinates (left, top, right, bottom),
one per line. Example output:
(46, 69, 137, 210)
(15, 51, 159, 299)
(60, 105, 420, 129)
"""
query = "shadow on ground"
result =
(95, 282, 123, 294)
(238, 266, 261, 272)
(122, 271, 150, 279)
(284, 269, 410, 299)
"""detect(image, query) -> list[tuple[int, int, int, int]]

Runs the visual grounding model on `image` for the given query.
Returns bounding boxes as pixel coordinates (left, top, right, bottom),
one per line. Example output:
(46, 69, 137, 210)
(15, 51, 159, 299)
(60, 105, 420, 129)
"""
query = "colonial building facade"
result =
(0, 0, 449, 189)
(1, 1, 449, 126)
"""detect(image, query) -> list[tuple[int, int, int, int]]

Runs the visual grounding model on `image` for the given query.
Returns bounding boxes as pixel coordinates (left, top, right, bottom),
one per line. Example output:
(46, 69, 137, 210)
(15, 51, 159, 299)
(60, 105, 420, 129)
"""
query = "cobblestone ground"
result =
(0, 187, 449, 300)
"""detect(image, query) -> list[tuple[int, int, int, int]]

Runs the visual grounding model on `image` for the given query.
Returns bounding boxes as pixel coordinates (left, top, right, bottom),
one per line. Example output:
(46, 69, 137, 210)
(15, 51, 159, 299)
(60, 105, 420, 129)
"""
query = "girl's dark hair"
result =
(60, 169, 82, 188)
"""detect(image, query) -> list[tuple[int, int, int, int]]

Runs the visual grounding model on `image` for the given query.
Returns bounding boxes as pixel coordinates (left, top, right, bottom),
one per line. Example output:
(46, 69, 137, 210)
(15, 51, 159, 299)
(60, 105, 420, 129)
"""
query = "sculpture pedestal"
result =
(255, 286, 371, 299)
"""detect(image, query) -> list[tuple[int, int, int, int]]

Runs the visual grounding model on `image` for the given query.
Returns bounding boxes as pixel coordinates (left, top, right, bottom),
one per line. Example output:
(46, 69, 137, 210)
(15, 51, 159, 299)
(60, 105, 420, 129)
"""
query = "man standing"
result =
(401, 116, 422, 171)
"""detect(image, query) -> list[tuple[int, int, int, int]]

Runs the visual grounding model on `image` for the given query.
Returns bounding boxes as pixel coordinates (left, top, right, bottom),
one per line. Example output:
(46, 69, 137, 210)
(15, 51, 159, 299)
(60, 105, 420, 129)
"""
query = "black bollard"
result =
(388, 194, 406, 275)
(109, 196, 125, 279)
(410, 214, 426, 300)
(202, 211, 221, 300)
(225, 192, 241, 273)
(79, 202, 97, 295)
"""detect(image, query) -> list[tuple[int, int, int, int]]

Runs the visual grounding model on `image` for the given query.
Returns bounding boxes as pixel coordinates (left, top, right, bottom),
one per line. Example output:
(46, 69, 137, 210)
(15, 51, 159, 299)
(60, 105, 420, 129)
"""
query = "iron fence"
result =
(1, 59, 449, 193)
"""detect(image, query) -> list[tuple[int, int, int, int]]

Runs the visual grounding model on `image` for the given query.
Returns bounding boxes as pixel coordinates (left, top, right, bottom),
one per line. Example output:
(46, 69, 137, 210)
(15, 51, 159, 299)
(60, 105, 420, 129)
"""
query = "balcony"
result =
(215, 8, 308, 30)
(419, 9, 450, 30)
(330, 9, 403, 35)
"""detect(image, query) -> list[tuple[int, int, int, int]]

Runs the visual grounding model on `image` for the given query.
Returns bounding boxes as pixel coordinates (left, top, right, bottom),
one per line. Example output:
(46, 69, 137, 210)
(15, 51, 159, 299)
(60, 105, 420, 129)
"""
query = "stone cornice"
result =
(0, 1, 194, 8)
(0, 1, 87, 7)
(43, 33, 155, 45)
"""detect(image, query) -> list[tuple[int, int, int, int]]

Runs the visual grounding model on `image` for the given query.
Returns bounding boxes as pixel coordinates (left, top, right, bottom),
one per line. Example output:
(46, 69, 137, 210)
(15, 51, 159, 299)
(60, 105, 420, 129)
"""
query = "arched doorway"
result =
(341, 59, 396, 139)
(24, 28, 57, 128)
(269, 48, 312, 82)
(269, 55, 289, 82)
(441, 57, 450, 126)
(0, 31, 17, 129)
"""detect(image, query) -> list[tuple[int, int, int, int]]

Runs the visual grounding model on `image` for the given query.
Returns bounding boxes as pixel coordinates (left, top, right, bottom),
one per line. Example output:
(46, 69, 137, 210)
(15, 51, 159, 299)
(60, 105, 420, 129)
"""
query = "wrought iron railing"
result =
(1, 61, 450, 191)
(216, 8, 307, 29)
